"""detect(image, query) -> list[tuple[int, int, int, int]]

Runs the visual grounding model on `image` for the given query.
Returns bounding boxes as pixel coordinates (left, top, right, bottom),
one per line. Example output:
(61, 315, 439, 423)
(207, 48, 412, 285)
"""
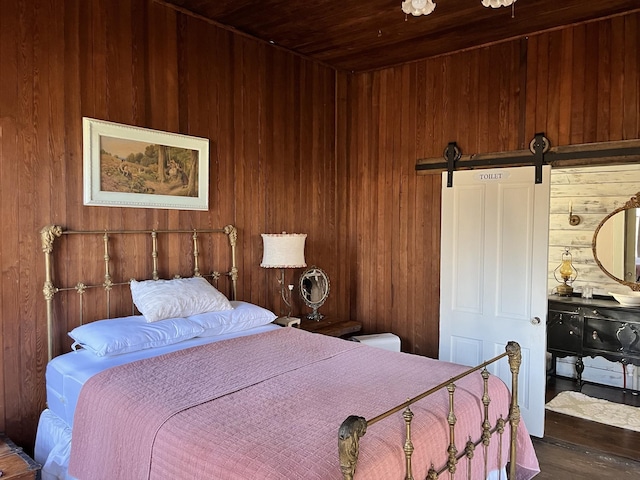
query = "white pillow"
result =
(68, 315, 204, 357)
(130, 276, 233, 322)
(188, 301, 277, 337)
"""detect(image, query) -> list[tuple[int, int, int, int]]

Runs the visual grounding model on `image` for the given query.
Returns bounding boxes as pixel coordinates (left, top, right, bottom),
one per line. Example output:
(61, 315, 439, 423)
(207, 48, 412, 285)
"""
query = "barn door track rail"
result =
(416, 135, 640, 188)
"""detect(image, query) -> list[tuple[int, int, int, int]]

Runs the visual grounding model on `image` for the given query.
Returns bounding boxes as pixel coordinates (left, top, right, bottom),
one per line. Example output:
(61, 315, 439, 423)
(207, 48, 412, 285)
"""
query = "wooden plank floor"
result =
(536, 376, 640, 478)
(532, 437, 640, 479)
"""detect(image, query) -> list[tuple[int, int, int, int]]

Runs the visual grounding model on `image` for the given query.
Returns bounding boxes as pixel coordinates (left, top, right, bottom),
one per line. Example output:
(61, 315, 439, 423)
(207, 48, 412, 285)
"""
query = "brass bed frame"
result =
(40, 224, 523, 479)
(339, 342, 522, 480)
(40, 224, 238, 361)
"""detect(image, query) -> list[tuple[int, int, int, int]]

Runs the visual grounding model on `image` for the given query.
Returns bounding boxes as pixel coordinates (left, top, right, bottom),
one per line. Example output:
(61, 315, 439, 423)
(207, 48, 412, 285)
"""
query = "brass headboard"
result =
(40, 225, 238, 361)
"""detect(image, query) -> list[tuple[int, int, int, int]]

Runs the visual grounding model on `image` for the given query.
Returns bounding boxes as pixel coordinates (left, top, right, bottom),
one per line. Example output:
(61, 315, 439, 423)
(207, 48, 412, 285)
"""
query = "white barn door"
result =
(439, 166, 550, 437)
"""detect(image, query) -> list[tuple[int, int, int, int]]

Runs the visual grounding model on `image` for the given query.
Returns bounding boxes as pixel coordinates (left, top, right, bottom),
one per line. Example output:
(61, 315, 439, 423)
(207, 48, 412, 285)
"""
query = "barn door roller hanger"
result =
(417, 135, 640, 188)
(440, 133, 549, 187)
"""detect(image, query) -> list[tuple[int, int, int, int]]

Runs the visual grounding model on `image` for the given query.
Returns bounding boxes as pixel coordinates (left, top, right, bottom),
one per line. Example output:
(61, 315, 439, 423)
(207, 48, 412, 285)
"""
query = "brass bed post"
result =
(151, 231, 159, 280)
(102, 232, 113, 317)
(41, 225, 62, 362)
(402, 407, 414, 480)
(446, 383, 458, 475)
(224, 225, 238, 300)
(506, 341, 522, 480)
(192, 230, 201, 277)
(338, 415, 367, 480)
(480, 368, 491, 478)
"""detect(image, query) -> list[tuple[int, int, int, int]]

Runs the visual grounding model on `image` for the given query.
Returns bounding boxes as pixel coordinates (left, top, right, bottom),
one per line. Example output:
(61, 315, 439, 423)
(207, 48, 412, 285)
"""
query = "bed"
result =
(35, 225, 540, 480)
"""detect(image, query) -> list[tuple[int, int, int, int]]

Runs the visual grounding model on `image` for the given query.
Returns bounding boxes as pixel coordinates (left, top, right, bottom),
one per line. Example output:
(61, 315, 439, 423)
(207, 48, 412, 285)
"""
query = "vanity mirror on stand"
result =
(299, 266, 330, 321)
(296, 267, 361, 338)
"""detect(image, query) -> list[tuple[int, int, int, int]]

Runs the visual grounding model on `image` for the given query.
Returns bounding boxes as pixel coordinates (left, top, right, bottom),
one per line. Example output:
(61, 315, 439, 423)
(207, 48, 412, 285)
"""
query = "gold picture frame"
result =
(83, 117, 209, 210)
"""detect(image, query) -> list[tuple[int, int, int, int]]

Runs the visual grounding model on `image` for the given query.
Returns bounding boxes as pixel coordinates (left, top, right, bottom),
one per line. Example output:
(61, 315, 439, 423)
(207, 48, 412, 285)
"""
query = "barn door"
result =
(439, 165, 550, 437)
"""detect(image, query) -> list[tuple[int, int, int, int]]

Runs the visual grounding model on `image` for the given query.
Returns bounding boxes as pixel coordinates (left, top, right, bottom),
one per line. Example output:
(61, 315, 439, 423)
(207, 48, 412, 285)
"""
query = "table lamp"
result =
(261, 233, 307, 326)
(554, 247, 578, 296)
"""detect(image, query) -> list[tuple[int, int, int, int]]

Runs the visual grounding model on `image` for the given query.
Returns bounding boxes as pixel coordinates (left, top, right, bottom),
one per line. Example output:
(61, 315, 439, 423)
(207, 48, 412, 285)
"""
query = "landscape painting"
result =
(83, 118, 209, 210)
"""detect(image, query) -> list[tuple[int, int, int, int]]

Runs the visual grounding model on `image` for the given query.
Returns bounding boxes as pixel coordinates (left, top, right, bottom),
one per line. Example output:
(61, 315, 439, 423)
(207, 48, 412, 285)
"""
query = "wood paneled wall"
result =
(0, 0, 338, 449)
(341, 13, 640, 359)
(1, 0, 639, 453)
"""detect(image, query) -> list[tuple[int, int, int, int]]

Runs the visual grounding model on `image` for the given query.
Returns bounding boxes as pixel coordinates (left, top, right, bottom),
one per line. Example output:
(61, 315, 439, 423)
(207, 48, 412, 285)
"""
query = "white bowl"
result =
(609, 291, 640, 307)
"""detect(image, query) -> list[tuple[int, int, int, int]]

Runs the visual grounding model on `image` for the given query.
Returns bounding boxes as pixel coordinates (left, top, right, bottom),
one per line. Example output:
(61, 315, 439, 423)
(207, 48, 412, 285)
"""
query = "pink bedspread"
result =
(68, 327, 539, 479)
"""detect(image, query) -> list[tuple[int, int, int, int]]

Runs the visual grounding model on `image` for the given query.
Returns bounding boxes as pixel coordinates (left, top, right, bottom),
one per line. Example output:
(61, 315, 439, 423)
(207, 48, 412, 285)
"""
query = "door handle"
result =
(531, 317, 542, 325)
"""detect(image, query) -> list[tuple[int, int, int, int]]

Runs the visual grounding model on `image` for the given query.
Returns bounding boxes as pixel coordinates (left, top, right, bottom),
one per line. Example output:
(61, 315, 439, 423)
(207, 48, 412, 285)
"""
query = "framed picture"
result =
(83, 117, 209, 210)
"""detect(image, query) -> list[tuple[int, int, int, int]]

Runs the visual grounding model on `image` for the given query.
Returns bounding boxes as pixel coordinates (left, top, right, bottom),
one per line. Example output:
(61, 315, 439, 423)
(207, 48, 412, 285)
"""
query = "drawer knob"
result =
(592, 331, 599, 340)
(569, 330, 574, 335)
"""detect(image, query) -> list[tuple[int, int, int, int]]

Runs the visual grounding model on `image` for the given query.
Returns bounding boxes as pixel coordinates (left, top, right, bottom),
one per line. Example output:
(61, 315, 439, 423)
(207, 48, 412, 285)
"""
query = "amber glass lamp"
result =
(554, 247, 578, 296)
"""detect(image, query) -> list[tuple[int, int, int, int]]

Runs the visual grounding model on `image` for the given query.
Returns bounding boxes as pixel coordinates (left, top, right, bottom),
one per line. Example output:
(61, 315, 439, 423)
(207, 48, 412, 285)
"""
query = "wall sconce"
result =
(261, 233, 307, 325)
(554, 247, 578, 296)
(569, 200, 581, 226)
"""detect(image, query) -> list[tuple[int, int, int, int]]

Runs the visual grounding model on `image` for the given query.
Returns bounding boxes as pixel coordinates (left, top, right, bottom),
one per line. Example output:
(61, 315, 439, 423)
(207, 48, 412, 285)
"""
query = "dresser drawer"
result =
(547, 309, 581, 354)
(583, 316, 640, 359)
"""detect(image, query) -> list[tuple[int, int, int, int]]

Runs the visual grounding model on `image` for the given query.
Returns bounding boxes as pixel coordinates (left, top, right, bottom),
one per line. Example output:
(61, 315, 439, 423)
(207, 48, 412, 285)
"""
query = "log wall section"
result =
(0, 0, 639, 450)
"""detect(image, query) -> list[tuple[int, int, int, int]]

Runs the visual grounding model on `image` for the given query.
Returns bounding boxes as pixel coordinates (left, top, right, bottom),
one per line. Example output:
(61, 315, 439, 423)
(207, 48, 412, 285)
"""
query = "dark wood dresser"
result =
(547, 295, 640, 388)
(0, 434, 41, 480)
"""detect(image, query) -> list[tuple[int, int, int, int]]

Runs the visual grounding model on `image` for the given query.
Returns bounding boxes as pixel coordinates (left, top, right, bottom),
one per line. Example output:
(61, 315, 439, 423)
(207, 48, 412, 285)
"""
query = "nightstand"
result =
(0, 434, 41, 480)
(298, 317, 362, 338)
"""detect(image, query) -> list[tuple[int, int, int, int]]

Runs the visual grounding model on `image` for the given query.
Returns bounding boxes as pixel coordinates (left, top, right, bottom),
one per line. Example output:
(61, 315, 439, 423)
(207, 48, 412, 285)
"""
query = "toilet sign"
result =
(476, 171, 510, 182)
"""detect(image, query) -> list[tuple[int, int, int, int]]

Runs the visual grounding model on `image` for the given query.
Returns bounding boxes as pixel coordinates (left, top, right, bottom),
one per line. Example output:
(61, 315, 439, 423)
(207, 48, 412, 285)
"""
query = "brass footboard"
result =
(338, 341, 522, 480)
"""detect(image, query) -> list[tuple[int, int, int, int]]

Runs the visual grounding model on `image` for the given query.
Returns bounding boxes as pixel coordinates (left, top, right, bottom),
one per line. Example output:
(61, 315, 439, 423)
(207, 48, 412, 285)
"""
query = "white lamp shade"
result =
(261, 233, 307, 268)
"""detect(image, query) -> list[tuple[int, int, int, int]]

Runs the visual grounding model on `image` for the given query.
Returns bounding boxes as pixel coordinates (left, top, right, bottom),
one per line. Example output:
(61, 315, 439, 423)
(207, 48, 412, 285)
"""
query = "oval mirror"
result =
(299, 266, 330, 321)
(592, 193, 640, 291)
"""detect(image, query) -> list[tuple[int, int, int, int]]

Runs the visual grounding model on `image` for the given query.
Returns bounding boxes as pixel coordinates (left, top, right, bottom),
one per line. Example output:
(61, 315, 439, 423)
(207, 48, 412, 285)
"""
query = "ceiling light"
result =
(482, 0, 516, 8)
(401, 0, 436, 16)
(402, 0, 516, 17)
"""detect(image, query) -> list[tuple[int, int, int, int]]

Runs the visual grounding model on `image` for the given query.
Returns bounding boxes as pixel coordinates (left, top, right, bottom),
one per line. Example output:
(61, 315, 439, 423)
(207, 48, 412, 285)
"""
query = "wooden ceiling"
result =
(159, 0, 640, 72)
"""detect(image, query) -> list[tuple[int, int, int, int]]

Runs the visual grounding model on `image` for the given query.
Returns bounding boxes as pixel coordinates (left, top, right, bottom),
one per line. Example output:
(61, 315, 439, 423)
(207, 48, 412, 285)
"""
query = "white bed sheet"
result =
(36, 409, 73, 480)
(38, 322, 280, 480)
(46, 323, 279, 426)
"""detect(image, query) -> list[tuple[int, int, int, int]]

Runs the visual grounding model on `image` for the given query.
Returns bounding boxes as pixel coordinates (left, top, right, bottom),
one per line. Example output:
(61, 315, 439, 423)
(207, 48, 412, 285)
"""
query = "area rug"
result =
(545, 390, 640, 432)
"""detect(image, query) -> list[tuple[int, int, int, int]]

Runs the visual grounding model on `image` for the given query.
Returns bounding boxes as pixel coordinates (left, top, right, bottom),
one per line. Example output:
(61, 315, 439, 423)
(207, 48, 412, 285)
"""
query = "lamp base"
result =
(273, 316, 301, 327)
(556, 283, 574, 296)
